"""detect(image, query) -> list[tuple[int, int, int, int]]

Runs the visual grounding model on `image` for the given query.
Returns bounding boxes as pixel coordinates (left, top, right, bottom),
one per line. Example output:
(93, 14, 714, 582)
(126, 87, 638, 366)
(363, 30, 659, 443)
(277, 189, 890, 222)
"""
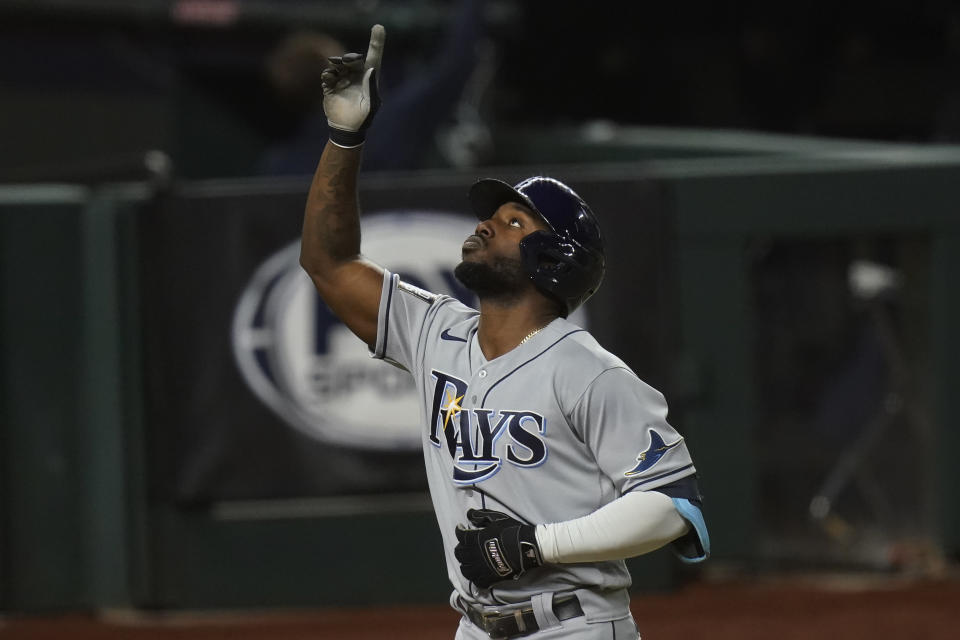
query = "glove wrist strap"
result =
(519, 524, 543, 568)
(329, 126, 366, 149)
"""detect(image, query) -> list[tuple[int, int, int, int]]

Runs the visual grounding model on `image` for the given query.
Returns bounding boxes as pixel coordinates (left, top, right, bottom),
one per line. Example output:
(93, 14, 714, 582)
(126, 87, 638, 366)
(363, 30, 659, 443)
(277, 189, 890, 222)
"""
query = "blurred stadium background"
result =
(2, 0, 960, 637)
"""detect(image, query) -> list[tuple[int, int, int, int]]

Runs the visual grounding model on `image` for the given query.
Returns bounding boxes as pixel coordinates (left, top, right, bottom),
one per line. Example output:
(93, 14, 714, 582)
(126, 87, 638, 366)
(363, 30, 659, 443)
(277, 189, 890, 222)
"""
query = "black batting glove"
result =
(454, 508, 543, 588)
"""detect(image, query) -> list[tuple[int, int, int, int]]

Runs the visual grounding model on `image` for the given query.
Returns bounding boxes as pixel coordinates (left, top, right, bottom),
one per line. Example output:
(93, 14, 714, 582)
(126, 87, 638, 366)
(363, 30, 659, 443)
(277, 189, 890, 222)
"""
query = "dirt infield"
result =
(3, 576, 959, 639)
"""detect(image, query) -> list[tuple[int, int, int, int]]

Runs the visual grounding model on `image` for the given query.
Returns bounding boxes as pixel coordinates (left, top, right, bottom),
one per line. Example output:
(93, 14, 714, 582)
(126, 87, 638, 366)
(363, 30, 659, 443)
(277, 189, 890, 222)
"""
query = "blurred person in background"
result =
(259, 0, 487, 174)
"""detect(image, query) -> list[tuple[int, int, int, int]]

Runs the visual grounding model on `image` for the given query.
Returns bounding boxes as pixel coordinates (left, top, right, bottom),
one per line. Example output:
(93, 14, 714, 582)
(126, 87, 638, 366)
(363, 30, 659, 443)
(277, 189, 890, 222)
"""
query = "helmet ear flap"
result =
(520, 231, 604, 317)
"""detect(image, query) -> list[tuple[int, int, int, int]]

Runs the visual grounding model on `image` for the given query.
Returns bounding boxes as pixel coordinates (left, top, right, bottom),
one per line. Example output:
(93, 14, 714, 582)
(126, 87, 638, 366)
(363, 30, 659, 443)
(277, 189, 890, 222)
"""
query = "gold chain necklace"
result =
(518, 326, 546, 345)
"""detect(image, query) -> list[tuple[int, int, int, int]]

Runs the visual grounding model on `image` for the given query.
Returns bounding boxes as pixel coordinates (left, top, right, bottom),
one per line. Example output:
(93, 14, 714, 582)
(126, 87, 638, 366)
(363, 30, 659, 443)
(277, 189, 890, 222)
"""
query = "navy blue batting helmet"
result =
(468, 176, 605, 316)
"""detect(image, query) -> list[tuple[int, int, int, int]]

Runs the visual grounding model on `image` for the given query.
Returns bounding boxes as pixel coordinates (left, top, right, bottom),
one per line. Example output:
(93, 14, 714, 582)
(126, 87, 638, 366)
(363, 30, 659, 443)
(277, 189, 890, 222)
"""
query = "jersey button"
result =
(478, 370, 487, 378)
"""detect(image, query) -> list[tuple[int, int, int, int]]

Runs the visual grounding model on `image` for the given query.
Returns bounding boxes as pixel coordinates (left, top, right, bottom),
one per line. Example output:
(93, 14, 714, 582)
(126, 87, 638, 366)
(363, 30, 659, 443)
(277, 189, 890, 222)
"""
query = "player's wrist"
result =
(328, 126, 366, 148)
(534, 524, 558, 564)
(518, 523, 543, 568)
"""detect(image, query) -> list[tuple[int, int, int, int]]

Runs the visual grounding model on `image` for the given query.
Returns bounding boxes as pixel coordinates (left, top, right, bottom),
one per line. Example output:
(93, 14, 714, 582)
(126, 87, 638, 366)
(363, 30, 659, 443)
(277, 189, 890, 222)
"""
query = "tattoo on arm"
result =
(299, 139, 382, 347)
(302, 143, 363, 270)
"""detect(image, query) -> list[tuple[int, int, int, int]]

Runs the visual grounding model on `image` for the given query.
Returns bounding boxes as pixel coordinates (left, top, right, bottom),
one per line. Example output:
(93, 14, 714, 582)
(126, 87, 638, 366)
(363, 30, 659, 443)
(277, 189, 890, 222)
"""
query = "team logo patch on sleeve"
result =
(625, 429, 684, 477)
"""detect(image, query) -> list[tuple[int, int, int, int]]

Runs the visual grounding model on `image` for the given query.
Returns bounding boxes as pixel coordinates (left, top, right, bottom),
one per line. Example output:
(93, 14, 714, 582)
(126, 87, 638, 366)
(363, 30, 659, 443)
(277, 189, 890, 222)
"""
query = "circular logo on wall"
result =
(232, 211, 475, 450)
(232, 210, 587, 451)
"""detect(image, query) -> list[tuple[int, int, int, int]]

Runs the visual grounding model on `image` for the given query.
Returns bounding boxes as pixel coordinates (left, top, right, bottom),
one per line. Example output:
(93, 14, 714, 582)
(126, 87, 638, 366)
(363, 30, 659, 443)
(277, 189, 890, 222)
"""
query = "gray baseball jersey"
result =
(373, 270, 699, 622)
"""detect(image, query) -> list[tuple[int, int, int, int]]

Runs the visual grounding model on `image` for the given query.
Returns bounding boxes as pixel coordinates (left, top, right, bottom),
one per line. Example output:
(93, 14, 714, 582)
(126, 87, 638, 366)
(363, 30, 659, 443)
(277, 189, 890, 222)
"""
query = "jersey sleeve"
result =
(371, 269, 440, 372)
(571, 367, 696, 496)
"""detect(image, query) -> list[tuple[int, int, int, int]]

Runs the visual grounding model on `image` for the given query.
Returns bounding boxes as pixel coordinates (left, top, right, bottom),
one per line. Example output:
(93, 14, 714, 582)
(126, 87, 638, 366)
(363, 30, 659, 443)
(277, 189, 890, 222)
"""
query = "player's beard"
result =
(454, 256, 528, 304)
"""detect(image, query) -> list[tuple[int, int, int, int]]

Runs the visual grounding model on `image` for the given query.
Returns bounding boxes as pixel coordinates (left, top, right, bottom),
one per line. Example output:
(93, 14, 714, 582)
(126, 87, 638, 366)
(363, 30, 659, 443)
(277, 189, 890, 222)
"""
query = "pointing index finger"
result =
(364, 24, 386, 71)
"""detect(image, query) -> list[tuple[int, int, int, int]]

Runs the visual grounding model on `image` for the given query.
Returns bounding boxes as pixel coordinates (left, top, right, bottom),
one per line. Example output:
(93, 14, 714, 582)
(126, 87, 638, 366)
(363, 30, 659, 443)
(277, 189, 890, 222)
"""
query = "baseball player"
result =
(300, 25, 709, 640)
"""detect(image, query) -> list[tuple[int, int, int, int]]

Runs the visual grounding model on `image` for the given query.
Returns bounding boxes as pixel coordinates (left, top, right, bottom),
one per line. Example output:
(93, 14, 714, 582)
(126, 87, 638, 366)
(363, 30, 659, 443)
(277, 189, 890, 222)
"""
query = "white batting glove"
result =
(321, 24, 385, 148)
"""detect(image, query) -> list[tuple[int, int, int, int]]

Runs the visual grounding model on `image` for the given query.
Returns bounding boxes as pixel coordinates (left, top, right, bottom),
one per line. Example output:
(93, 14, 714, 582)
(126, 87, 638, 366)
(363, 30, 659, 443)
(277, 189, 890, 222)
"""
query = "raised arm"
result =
(301, 142, 383, 347)
(299, 25, 387, 348)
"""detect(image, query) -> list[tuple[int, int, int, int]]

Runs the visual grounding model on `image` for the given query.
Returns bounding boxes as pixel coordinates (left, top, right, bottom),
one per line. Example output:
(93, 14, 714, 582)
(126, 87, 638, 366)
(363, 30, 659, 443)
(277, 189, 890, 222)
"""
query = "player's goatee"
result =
(454, 257, 527, 302)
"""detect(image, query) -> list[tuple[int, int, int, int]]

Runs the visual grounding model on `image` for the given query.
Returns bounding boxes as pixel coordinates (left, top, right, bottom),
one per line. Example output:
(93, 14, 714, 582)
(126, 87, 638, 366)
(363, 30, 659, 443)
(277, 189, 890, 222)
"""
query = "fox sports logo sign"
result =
(232, 211, 476, 450)
(233, 211, 588, 451)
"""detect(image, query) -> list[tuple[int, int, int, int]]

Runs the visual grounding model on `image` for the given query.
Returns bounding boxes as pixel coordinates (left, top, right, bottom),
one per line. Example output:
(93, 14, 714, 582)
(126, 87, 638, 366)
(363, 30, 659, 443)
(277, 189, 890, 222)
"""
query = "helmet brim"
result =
(468, 179, 552, 230)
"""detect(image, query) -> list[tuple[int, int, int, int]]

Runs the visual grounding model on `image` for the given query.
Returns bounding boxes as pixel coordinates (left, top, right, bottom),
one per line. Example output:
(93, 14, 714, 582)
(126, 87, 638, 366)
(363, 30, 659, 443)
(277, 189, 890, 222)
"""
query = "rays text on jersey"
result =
(429, 370, 547, 484)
